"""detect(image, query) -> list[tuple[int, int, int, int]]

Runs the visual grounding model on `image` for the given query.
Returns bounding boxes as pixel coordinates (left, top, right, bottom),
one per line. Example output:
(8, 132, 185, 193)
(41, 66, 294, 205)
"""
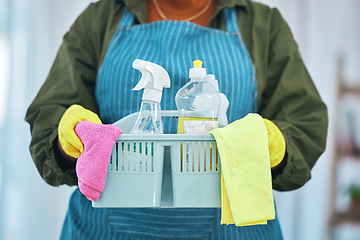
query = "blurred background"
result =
(0, 0, 359, 239)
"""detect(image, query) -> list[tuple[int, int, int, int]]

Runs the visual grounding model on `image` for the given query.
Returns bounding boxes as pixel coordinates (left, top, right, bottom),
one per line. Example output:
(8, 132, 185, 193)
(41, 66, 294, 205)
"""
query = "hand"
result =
(263, 119, 286, 168)
(58, 104, 102, 158)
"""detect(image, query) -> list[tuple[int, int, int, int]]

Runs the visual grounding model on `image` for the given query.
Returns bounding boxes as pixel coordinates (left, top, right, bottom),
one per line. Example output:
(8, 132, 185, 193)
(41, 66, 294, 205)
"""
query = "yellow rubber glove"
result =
(263, 119, 286, 168)
(58, 104, 102, 158)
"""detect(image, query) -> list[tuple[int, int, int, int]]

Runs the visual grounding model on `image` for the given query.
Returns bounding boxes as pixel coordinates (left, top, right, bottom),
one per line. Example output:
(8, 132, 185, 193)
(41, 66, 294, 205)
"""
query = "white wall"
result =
(0, 0, 359, 239)
(255, 1, 360, 240)
(0, 1, 93, 240)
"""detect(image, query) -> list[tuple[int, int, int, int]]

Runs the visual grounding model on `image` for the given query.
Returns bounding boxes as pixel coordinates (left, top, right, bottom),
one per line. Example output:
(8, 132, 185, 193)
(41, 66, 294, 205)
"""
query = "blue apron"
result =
(61, 7, 283, 240)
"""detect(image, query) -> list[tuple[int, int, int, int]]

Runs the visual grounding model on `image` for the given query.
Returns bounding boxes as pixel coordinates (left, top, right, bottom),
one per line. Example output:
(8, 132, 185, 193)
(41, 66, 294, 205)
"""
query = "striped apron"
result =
(60, 7, 283, 240)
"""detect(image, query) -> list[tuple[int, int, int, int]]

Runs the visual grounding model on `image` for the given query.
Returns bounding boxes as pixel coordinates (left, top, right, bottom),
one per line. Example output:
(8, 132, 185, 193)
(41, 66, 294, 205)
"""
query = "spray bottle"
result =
(130, 59, 170, 134)
(175, 60, 220, 134)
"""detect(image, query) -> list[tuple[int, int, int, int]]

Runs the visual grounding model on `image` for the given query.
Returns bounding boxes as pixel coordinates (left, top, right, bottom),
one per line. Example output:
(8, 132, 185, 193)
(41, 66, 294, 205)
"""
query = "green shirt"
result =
(25, 0, 328, 191)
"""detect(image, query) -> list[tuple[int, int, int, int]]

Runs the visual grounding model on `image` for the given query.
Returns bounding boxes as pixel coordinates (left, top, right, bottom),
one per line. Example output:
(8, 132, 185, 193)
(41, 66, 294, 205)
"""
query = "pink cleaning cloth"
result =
(75, 121, 122, 201)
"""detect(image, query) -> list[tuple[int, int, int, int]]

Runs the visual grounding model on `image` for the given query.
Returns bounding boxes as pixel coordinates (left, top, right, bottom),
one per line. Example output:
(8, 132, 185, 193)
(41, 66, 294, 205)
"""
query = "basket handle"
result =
(161, 110, 179, 118)
(113, 110, 179, 133)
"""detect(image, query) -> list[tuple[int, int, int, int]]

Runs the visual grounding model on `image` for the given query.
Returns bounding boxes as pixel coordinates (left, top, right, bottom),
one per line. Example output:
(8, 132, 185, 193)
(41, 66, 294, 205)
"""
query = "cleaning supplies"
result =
(130, 59, 170, 134)
(210, 113, 275, 226)
(58, 104, 102, 158)
(175, 60, 220, 134)
(75, 121, 122, 201)
(205, 74, 229, 128)
(263, 118, 286, 168)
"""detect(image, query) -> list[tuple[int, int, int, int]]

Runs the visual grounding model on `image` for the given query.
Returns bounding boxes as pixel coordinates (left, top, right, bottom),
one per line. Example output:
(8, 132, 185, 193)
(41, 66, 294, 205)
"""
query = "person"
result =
(25, 0, 328, 239)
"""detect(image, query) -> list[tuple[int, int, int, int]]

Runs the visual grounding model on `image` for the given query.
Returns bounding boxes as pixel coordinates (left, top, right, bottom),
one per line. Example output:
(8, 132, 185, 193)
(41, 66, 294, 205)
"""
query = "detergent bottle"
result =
(205, 74, 229, 127)
(175, 60, 220, 134)
(130, 59, 170, 134)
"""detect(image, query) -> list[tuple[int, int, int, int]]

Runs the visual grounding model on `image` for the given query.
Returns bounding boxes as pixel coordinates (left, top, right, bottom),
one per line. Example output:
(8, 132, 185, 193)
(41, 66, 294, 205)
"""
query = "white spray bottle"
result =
(130, 59, 170, 134)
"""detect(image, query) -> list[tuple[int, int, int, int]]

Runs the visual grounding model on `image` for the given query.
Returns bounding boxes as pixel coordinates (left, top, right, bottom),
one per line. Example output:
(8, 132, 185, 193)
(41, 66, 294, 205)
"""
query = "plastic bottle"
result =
(205, 74, 229, 127)
(130, 59, 170, 134)
(175, 60, 220, 134)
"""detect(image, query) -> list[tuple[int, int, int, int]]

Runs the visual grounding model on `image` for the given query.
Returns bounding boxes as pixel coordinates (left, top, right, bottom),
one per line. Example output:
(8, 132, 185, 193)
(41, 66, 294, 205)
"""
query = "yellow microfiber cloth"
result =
(210, 113, 275, 226)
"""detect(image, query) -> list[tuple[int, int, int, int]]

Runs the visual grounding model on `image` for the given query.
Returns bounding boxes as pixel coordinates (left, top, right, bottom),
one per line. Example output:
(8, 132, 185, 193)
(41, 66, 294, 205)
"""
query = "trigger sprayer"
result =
(130, 59, 170, 134)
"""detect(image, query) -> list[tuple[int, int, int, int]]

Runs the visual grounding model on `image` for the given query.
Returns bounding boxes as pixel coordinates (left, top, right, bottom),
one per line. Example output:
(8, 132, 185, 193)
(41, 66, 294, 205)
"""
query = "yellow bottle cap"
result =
(193, 60, 203, 68)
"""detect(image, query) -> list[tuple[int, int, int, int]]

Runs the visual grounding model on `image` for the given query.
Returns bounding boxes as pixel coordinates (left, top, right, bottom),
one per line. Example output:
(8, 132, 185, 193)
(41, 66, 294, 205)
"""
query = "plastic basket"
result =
(92, 111, 221, 208)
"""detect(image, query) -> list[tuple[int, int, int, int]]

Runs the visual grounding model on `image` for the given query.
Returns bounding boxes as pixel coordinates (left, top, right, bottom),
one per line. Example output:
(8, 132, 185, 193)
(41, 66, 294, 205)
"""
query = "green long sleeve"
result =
(25, 0, 328, 190)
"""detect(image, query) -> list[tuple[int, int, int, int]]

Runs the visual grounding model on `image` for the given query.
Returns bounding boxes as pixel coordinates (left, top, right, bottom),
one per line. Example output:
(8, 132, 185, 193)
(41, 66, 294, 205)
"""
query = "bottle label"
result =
(183, 120, 218, 134)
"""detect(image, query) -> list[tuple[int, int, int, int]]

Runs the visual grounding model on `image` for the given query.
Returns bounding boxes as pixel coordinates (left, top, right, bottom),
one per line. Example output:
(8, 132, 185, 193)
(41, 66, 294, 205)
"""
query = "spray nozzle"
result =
(132, 59, 170, 103)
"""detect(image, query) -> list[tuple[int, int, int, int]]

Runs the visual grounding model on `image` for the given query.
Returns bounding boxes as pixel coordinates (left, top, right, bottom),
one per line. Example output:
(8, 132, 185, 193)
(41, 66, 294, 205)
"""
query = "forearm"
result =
(26, 105, 78, 186)
(271, 107, 328, 191)
(257, 8, 328, 191)
(55, 137, 77, 172)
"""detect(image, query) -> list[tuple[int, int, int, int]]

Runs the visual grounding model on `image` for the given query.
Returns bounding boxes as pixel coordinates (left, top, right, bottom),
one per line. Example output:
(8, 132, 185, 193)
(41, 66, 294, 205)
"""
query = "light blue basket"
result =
(92, 111, 221, 208)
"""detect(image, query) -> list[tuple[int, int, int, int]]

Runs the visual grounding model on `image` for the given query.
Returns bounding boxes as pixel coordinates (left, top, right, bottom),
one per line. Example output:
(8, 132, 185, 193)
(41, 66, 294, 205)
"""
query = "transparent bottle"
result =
(130, 100, 163, 134)
(175, 60, 220, 134)
(130, 59, 170, 134)
(205, 74, 229, 127)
